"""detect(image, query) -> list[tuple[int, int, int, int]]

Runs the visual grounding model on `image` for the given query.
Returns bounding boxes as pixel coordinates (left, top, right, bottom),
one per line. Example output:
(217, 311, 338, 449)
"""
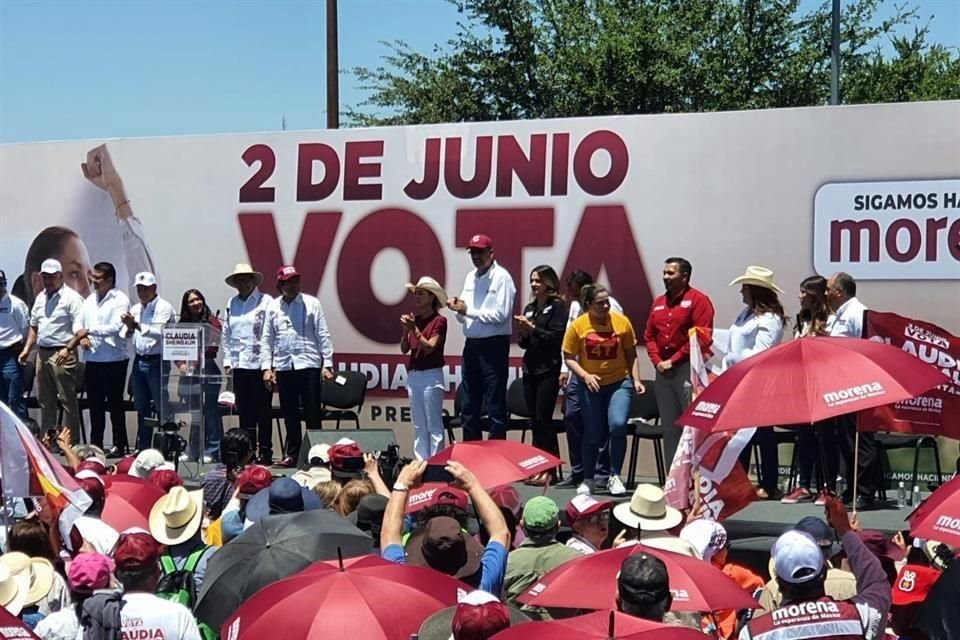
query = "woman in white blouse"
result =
(724, 266, 786, 500)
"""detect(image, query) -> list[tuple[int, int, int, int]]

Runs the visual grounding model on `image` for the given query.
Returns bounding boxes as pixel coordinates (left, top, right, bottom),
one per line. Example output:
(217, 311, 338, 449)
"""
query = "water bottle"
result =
(897, 482, 906, 508)
(912, 485, 921, 507)
(836, 475, 846, 499)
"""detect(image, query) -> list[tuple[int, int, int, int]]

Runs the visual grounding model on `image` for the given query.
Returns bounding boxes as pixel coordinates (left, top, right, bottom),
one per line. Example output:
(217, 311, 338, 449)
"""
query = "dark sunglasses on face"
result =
(585, 512, 611, 526)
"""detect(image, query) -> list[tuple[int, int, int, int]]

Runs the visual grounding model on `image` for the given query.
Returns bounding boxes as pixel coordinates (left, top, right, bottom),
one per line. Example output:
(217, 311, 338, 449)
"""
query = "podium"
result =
(160, 323, 228, 472)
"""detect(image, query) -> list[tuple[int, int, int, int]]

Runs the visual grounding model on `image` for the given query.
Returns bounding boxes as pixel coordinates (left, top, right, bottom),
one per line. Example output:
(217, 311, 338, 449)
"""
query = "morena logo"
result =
(822, 382, 885, 407)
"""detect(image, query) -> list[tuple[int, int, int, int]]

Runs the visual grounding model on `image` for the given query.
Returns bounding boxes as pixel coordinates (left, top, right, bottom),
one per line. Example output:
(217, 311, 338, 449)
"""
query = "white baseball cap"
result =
(40, 259, 62, 274)
(772, 530, 825, 584)
(308, 443, 331, 465)
(134, 272, 157, 287)
(128, 449, 165, 479)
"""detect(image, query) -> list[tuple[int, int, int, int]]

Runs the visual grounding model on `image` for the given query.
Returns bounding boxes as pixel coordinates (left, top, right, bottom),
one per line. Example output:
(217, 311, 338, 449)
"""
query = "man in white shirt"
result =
(446, 234, 517, 440)
(122, 272, 176, 451)
(261, 266, 334, 468)
(826, 272, 879, 509)
(107, 532, 201, 640)
(0, 270, 30, 419)
(222, 264, 275, 463)
(65, 262, 131, 455)
(18, 259, 85, 442)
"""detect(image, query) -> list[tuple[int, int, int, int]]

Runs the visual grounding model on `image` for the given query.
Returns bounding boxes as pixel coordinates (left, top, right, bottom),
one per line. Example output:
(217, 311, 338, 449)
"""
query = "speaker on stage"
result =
(296, 429, 399, 470)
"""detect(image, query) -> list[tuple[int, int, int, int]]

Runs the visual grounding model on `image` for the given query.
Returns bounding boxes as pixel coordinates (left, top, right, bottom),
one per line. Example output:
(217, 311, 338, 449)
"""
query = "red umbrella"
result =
(490, 610, 705, 640)
(909, 476, 960, 547)
(0, 606, 39, 639)
(518, 543, 758, 612)
(221, 554, 467, 640)
(101, 475, 165, 531)
(677, 337, 949, 432)
(427, 440, 562, 487)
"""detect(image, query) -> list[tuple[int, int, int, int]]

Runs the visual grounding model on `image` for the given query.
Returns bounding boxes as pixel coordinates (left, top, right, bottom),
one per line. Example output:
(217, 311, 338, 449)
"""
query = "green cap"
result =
(522, 496, 559, 531)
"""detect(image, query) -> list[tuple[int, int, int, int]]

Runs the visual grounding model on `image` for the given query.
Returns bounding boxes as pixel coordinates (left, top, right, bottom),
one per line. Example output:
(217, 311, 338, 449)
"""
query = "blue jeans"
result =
(183, 362, 224, 460)
(580, 377, 634, 481)
(0, 347, 26, 419)
(460, 336, 510, 440)
(131, 355, 168, 451)
(564, 374, 610, 480)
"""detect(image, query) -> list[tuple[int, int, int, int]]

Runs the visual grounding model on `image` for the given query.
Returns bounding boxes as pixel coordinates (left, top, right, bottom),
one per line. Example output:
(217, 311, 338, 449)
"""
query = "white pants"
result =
(407, 368, 446, 460)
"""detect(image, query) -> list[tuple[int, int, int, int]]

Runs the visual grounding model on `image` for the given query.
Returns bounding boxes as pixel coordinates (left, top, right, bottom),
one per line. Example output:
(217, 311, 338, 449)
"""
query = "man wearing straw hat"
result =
(222, 263, 274, 463)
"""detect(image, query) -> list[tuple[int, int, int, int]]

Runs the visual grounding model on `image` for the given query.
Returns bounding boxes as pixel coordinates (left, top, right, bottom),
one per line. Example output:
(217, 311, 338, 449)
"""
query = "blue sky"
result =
(1, 0, 957, 143)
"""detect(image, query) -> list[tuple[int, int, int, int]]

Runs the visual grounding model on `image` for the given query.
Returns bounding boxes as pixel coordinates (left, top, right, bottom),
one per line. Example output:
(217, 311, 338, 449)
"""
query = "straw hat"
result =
(729, 266, 783, 293)
(0, 564, 28, 616)
(225, 263, 264, 288)
(149, 487, 204, 545)
(405, 277, 448, 307)
(0, 553, 53, 607)
(613, 485, 683, 531)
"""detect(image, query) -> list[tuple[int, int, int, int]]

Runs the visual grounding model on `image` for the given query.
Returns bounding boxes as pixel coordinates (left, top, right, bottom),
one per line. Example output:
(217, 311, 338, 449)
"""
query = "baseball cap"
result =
(466, 234, 493, 250)
(235, 465, 273, 497)
(308, 443, 332, 465)
(40, 259, 62, 274)
(856, 530, 905, 565)
(522, 496, 559, 533)
(772, 530, 825, 584)
(133, 272, 157, 287)
(147, 469, 184, 493)
(276, 265, 300, 282)
(113, 532, 161, 571)
(75, 474, 106, 506)
(680, 519, 728, 563)
(68, 553, 115, 594)
(329, 440, 364, 479)
(794, 517, 835, 548)
(115, 455, 136, 475)
(129, 449, 165, 479)
(76, 458, 107, 475)
(565, 494, 613, 525)
(892, 564, 941, 605)
(618, 553, 670, 606)
(451, 590, 511, 640)
(489, 486, 522, 519)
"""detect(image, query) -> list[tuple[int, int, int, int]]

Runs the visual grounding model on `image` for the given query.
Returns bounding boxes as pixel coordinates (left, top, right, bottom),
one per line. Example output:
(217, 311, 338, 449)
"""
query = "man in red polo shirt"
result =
(643, 257, 714, 467)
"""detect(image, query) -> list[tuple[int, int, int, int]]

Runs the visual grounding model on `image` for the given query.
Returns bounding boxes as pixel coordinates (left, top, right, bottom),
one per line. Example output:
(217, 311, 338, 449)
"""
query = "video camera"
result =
(146, 418, 188, 465)
(374, 444, 412, 487)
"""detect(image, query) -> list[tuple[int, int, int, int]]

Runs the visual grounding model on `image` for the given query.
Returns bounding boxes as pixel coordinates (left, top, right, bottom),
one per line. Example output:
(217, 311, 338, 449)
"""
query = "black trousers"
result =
(836, 413, 882, 499)
(277, 368, 322, 458)
(85, 359, 129, 450)
(738, 427, 779, 493)
(461, 335, 510, 441)
(233, 368, 275, 458)
(522, 369, 561, 458)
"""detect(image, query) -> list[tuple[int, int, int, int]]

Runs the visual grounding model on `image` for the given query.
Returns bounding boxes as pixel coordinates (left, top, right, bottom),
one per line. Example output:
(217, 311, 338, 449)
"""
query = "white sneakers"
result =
(576, 482, 592, 496)
(608, 475, 627, 496)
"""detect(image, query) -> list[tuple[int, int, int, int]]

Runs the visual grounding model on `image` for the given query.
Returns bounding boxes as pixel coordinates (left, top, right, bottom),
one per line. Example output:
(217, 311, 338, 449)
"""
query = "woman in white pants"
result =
(400, 277, 449, 460)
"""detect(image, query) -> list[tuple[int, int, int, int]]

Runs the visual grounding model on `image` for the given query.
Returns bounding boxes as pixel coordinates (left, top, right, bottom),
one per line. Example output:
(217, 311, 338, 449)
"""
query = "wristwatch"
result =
(392, 481, 409, 492)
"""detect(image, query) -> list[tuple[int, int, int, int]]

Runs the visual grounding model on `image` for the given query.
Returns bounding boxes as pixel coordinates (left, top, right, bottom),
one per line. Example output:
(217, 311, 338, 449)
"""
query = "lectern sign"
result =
(162, 326, 202, 361)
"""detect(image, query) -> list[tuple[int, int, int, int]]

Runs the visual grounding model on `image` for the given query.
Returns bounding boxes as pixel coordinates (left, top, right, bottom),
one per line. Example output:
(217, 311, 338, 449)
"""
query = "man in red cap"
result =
(565, 494, 613, 554)
(260, 265, 335, 467)
(446, 235, 516, 440)
(79, 532, 201, 639)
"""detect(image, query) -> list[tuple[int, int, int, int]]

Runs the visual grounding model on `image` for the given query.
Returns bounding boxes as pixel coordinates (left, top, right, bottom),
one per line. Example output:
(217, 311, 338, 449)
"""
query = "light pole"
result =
(326, 0, 340, 128)
(831, 0, 840, 105)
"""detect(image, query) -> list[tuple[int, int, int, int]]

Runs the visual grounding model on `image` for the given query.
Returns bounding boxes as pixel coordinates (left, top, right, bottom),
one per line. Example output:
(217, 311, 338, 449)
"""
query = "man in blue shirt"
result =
(381, 460, 509, 595)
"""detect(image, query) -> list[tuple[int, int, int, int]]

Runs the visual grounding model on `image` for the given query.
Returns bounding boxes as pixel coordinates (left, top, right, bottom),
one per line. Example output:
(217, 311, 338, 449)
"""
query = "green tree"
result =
(347, 0, 959, 126)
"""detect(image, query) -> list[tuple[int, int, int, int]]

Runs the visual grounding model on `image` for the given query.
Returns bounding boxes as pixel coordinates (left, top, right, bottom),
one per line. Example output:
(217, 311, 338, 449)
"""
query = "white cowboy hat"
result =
(0, 553, 54, 607)
(225, 263, 264, 288)
(0, 564, 28, 616)
(613, 484, 684, 532)
(149, 486, 204, 545)
(729, 266, 784, 293)
(405, 276, 448, 307)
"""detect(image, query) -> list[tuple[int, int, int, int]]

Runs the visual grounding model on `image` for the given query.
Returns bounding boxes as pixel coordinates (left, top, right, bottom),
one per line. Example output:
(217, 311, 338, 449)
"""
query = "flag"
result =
(0, 402, 91, 546)
(664, 329, 756, 521)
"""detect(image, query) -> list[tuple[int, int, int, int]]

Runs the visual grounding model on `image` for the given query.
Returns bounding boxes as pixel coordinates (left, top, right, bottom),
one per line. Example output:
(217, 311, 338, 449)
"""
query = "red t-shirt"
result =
(643, 286, 715, 366)
(407, 313, 447, 371)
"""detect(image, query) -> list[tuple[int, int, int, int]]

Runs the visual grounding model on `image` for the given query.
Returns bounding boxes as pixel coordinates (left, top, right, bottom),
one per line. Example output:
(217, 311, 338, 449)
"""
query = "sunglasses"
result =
(584, 512, 611, 526)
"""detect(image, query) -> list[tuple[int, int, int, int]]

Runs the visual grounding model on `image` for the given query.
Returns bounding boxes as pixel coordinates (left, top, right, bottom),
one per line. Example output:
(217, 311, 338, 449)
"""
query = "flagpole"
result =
(852, 430, 860, 516)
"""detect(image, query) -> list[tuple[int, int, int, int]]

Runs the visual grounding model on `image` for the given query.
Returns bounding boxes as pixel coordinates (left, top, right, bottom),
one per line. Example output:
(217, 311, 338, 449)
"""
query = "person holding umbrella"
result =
(725, 266, 786, 500)
(738, 497, 891, 640)
(562, 284, 644, 496)
(382, 460, 510, 595)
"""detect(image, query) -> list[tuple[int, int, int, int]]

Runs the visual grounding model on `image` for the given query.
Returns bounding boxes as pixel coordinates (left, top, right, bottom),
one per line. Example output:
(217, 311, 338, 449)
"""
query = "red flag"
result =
(858, 311, 960, 439)
(664, 330, 756, 521)
(0, 403, 91, 546)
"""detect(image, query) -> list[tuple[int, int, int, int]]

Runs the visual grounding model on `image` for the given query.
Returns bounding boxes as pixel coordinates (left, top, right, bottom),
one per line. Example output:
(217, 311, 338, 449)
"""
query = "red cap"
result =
(489, 486, 522, 518)
(76, 459, 106, 475)
(147, 469, 184, 493)
(115, 455, 136, 475)
(276, 265, 300, 282)
(235, 465, 273, 496)
(565, 494, 613, 524)
(76, 476, 106, 505)
(329, 442, 364, 469)
(113, 532, 161, 571)
(466, 234, 493, 250)
(451, 600, 510, 640)
(893, 564, 941, 605)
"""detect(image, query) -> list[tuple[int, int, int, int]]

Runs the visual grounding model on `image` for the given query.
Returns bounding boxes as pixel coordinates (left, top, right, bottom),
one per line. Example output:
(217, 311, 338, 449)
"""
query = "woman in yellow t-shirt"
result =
(562, 285, 645, 496)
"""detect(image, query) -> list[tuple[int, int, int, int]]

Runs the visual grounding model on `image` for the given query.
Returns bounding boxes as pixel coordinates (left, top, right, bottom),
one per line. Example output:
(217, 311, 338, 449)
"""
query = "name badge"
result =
(680, 300, 692, 308)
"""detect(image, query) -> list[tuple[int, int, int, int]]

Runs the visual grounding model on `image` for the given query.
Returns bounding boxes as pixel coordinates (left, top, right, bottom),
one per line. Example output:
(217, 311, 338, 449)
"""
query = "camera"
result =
(147, 418, 187, 465)
(375, 444, 412, 487)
